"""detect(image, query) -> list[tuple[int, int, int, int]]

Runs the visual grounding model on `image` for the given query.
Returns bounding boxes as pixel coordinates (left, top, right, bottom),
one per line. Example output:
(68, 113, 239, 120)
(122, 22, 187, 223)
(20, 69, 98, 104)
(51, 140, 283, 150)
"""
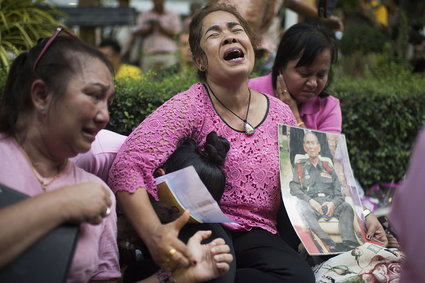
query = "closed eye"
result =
(207, 32, 220, 38)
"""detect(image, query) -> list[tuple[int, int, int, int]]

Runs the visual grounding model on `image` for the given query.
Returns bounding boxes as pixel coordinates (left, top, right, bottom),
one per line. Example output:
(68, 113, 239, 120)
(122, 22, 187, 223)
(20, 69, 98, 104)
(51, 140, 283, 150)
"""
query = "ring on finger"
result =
(104, 207, 111, 217)
(168, 248, 177, 256)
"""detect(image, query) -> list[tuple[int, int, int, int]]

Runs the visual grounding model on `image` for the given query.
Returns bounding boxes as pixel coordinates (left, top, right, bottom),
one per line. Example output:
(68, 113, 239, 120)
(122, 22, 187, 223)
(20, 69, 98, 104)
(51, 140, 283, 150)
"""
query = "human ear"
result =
(194, 55, 207, 72)
(31, 79, 51, 113)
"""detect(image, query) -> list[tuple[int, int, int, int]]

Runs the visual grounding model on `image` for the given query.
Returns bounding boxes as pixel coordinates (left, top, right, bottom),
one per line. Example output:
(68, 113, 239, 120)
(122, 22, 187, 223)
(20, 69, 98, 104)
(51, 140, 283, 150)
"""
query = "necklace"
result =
(18, 145, 64, 192)
(206, 84, 255, 135)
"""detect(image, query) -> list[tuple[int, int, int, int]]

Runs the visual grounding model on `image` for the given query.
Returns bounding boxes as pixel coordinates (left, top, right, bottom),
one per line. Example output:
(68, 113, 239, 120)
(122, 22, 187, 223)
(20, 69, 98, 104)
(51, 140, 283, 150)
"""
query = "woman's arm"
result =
(109, 88, 204, 271)
(117, 190, 195, 271)
(0, 182, 111, 268)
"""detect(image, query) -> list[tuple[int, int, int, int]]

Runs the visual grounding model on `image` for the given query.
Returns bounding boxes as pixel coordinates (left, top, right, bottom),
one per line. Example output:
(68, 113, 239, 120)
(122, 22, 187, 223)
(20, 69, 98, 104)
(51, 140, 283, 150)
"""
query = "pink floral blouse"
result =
(109, 83, 296, 234)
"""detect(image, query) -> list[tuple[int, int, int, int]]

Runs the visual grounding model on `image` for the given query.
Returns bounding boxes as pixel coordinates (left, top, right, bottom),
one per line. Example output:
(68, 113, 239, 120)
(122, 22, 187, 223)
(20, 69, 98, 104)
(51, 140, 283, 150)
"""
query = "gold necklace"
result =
(18, 144, 64, 192)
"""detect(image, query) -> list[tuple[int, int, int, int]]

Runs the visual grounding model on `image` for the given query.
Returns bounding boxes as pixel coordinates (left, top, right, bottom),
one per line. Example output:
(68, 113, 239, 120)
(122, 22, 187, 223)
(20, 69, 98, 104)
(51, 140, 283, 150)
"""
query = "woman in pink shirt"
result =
(0, 28, 232, 283)
(110, 3, 315, 283)
(0, 28, 120, 282)
(249, 22, 342, 134)
(249, 22, 388, 250)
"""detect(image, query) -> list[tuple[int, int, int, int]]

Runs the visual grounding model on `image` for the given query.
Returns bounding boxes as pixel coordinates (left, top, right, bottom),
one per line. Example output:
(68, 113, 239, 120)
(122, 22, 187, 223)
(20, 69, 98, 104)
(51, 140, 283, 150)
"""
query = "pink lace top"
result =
(109, 83, 296, 234)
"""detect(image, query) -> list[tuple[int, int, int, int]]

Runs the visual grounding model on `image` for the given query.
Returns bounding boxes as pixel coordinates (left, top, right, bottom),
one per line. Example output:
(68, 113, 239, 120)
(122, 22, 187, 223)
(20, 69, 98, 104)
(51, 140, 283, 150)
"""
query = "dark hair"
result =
(162, 131, 230, 202)
(189, 3, 257, 81)
(0, 34, 112, 137)
(271, 22, 337, 98)
(98, 38, 122, 54)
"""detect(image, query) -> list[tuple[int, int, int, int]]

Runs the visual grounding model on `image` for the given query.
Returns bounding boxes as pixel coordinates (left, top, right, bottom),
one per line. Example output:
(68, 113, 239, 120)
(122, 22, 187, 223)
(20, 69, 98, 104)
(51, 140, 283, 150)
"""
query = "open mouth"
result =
(223, 47, 244, 61)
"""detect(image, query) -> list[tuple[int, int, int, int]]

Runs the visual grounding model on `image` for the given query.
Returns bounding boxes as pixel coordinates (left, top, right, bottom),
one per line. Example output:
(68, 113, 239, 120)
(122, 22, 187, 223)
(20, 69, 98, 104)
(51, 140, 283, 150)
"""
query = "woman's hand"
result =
(276, 74, 303, 125)
(173, 230, 233, 283)
(276, 74, 297, 110)
(320, 15, 344, 32)
(365, 213, 388, 246)
(150, 210, 195, 272)
(58, 182, 112, 225)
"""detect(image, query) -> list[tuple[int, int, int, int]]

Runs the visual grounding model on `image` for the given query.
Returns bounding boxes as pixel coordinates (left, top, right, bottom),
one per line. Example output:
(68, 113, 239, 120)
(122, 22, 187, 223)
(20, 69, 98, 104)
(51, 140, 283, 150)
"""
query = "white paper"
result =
(155, 166, 234, 223)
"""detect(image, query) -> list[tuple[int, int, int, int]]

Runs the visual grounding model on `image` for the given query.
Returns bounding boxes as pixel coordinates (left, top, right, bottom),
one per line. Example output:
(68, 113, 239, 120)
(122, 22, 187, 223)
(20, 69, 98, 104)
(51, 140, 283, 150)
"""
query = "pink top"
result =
(0, 134, 120, 283)
(109, 83, 296, 234)
(390, 127, 425, 283)
(136, 8, 182, 54)
(249, 73, 342, 133)
(71, 129, 127, 183)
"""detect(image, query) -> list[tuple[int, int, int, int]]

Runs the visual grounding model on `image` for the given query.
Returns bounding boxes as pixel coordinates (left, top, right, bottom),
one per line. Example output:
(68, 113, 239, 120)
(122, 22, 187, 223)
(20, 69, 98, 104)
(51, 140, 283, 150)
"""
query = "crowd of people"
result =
(0, 1, 423, 283)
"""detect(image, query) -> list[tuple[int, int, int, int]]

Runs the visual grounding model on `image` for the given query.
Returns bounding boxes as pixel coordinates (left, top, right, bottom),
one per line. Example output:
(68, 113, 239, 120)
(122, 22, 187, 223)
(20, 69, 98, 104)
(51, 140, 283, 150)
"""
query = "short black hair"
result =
(271, 23, 337, 98)
(98, 38, 121, 54)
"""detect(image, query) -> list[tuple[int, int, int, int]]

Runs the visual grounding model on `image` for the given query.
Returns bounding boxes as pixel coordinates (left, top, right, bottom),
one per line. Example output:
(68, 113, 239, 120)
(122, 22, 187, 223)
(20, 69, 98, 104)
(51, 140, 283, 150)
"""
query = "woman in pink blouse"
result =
(249, 22, 388, 251)
(109, 3, 314, 283)
(249, 22, 342, 133)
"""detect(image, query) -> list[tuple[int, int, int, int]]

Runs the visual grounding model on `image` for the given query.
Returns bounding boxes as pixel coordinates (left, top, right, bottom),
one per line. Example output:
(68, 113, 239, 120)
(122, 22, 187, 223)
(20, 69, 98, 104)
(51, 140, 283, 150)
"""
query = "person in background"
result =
(109, 3, 314, 282)
(133, 0, 182, 72)
(98, 39, 142, 80)
(390, 127, 425, 283)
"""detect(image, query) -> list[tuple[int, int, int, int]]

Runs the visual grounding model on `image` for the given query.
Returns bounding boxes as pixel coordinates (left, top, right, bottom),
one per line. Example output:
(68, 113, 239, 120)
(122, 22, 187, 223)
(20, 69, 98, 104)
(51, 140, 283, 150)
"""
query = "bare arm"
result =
(116, 189, 195, 271)
(283, 0, 343, 31)
(0, 182, 111, 268)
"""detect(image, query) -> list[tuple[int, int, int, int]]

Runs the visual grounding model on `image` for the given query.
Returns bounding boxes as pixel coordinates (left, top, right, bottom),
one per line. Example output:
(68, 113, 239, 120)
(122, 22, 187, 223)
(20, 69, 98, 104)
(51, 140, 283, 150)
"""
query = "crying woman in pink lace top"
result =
(109, 3, 315, 282)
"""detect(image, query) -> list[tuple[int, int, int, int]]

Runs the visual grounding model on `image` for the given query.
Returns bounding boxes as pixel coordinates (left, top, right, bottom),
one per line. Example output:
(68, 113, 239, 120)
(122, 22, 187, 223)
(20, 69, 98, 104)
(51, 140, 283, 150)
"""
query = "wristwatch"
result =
(362, 209, 372, 218)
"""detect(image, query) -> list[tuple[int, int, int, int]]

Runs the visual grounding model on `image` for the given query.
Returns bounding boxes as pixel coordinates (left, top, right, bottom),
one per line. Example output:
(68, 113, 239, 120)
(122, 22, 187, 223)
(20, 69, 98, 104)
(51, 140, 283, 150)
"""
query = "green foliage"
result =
(329, 63, 425, 189)
(0, 0, 64, 69)
(1, 62, 424, 192)
(339, 24, 389, 56)
(107, 70, 198, 135)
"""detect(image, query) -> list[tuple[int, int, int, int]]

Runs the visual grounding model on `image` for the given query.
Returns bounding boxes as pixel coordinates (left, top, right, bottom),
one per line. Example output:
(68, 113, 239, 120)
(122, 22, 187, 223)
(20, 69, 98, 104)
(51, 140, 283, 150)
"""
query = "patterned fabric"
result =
(0, 134, 120, 283)
(109, 83, 296, 234)
(314, 243, 403, 282)
(249, 73, 342, 133)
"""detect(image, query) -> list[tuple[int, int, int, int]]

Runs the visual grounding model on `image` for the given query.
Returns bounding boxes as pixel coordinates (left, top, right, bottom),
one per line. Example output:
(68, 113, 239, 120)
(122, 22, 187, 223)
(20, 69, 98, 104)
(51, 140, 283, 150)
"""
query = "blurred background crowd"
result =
(2, 0, 425, 77)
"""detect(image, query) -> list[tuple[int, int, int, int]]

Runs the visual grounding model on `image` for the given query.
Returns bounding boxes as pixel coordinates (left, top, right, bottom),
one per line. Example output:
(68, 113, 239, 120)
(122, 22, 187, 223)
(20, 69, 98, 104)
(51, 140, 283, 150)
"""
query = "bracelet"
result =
(157, 269, 176, 283)
(362, 209, 372, 218)
(297, 121, 305, 127)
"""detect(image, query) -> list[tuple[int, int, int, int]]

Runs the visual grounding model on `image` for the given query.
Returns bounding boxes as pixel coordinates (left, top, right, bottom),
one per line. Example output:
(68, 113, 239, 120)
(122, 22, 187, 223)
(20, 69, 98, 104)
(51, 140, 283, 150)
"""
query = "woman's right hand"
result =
(56, 182, 112, 225)
(276, 74, 304, 126)
(150, 210, 195, 272)
(276, 74, 298, 110)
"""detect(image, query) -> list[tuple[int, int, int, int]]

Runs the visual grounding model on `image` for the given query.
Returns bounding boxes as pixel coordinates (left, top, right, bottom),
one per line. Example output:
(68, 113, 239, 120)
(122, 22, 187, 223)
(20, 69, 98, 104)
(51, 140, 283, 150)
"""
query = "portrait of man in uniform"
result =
(289, 130, 360, 253)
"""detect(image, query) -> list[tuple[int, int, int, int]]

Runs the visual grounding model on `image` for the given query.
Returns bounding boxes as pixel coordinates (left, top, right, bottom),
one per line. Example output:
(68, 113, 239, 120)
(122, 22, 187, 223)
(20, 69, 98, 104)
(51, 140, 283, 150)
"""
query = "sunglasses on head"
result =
(32, 27, 78, 72)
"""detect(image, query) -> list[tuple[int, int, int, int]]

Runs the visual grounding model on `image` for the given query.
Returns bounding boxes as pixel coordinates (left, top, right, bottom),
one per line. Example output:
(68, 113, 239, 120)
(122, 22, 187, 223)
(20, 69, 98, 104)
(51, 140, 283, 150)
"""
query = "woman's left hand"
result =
(365, 213, 388, 246)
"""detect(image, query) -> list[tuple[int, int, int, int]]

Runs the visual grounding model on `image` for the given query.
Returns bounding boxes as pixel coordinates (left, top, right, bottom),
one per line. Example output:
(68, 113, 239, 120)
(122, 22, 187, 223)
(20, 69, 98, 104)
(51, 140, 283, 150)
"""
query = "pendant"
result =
(244, 122, 255, 135)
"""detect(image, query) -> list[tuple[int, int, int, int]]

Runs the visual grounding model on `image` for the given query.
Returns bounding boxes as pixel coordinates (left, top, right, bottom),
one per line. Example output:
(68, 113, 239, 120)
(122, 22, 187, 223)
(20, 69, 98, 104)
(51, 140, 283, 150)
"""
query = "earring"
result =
(39, 105, 45, 112)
